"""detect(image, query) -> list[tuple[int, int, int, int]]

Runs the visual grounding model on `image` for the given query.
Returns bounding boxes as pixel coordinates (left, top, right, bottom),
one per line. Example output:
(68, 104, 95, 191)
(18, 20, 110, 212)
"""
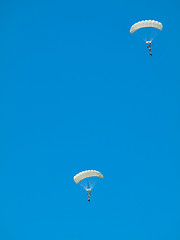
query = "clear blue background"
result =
(1, 0, 180, 239)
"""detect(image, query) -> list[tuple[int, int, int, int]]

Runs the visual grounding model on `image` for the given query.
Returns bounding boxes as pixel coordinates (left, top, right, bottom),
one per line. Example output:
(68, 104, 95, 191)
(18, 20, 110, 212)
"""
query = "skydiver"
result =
(87, 189, 91, 202)
(146, 41, 152, 56)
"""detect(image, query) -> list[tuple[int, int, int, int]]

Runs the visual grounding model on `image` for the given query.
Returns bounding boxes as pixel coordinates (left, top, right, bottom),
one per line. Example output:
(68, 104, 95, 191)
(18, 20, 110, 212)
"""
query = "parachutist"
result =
(87, 189, 91, 202)
(130, 21, 162, 55)
(146, 41, 152, 55)
(73, 170, 104, 202)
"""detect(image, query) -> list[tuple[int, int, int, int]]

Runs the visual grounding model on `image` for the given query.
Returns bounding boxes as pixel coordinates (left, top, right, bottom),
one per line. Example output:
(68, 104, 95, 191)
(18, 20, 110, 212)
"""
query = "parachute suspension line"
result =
(85, 179, 91, 190)
(89, 177, 98, 190)
(133, 28, 146, 42)
(133, 28, 154, 43)
(79, 177, 98, 190)
(79, 179, 88, 190)
(150, 28, 158, 41)
(143, 28, 152, 42)
(147, 27, 158, 42)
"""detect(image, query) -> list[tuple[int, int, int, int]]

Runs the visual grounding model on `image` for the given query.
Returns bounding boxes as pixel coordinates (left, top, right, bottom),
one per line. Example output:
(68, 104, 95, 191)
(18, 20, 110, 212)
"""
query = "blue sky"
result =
(1, 0, 180, 239)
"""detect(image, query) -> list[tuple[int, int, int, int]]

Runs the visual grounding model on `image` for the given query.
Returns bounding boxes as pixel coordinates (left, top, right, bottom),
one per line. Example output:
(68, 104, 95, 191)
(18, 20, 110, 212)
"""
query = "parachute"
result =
(130, 20, 163, 34)
(74, 170, 104, 202)
(74, 170, 103, 184)
(130, 20, 163, 55)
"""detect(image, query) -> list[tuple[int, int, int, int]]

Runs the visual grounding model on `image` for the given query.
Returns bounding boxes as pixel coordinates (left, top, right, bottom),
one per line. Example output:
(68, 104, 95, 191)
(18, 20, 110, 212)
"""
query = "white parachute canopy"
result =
(130, 20, 163, 34)
(130, 20, 163, 42)
(74, 170, 103, 190)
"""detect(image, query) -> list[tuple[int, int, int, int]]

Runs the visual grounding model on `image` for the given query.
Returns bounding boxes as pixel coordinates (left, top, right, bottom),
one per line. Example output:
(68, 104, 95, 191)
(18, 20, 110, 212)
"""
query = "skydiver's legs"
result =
(147, 43, 152, 55)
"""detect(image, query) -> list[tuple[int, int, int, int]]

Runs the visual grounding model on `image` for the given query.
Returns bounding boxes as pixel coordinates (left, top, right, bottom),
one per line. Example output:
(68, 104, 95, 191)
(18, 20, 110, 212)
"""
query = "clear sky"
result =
(1, 0, 180, 239)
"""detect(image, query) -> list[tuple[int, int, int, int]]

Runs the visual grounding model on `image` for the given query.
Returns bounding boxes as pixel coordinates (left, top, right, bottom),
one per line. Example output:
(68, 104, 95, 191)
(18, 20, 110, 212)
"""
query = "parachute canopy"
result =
(74, 170, 104, 184)
(130, 20, 163, 34)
